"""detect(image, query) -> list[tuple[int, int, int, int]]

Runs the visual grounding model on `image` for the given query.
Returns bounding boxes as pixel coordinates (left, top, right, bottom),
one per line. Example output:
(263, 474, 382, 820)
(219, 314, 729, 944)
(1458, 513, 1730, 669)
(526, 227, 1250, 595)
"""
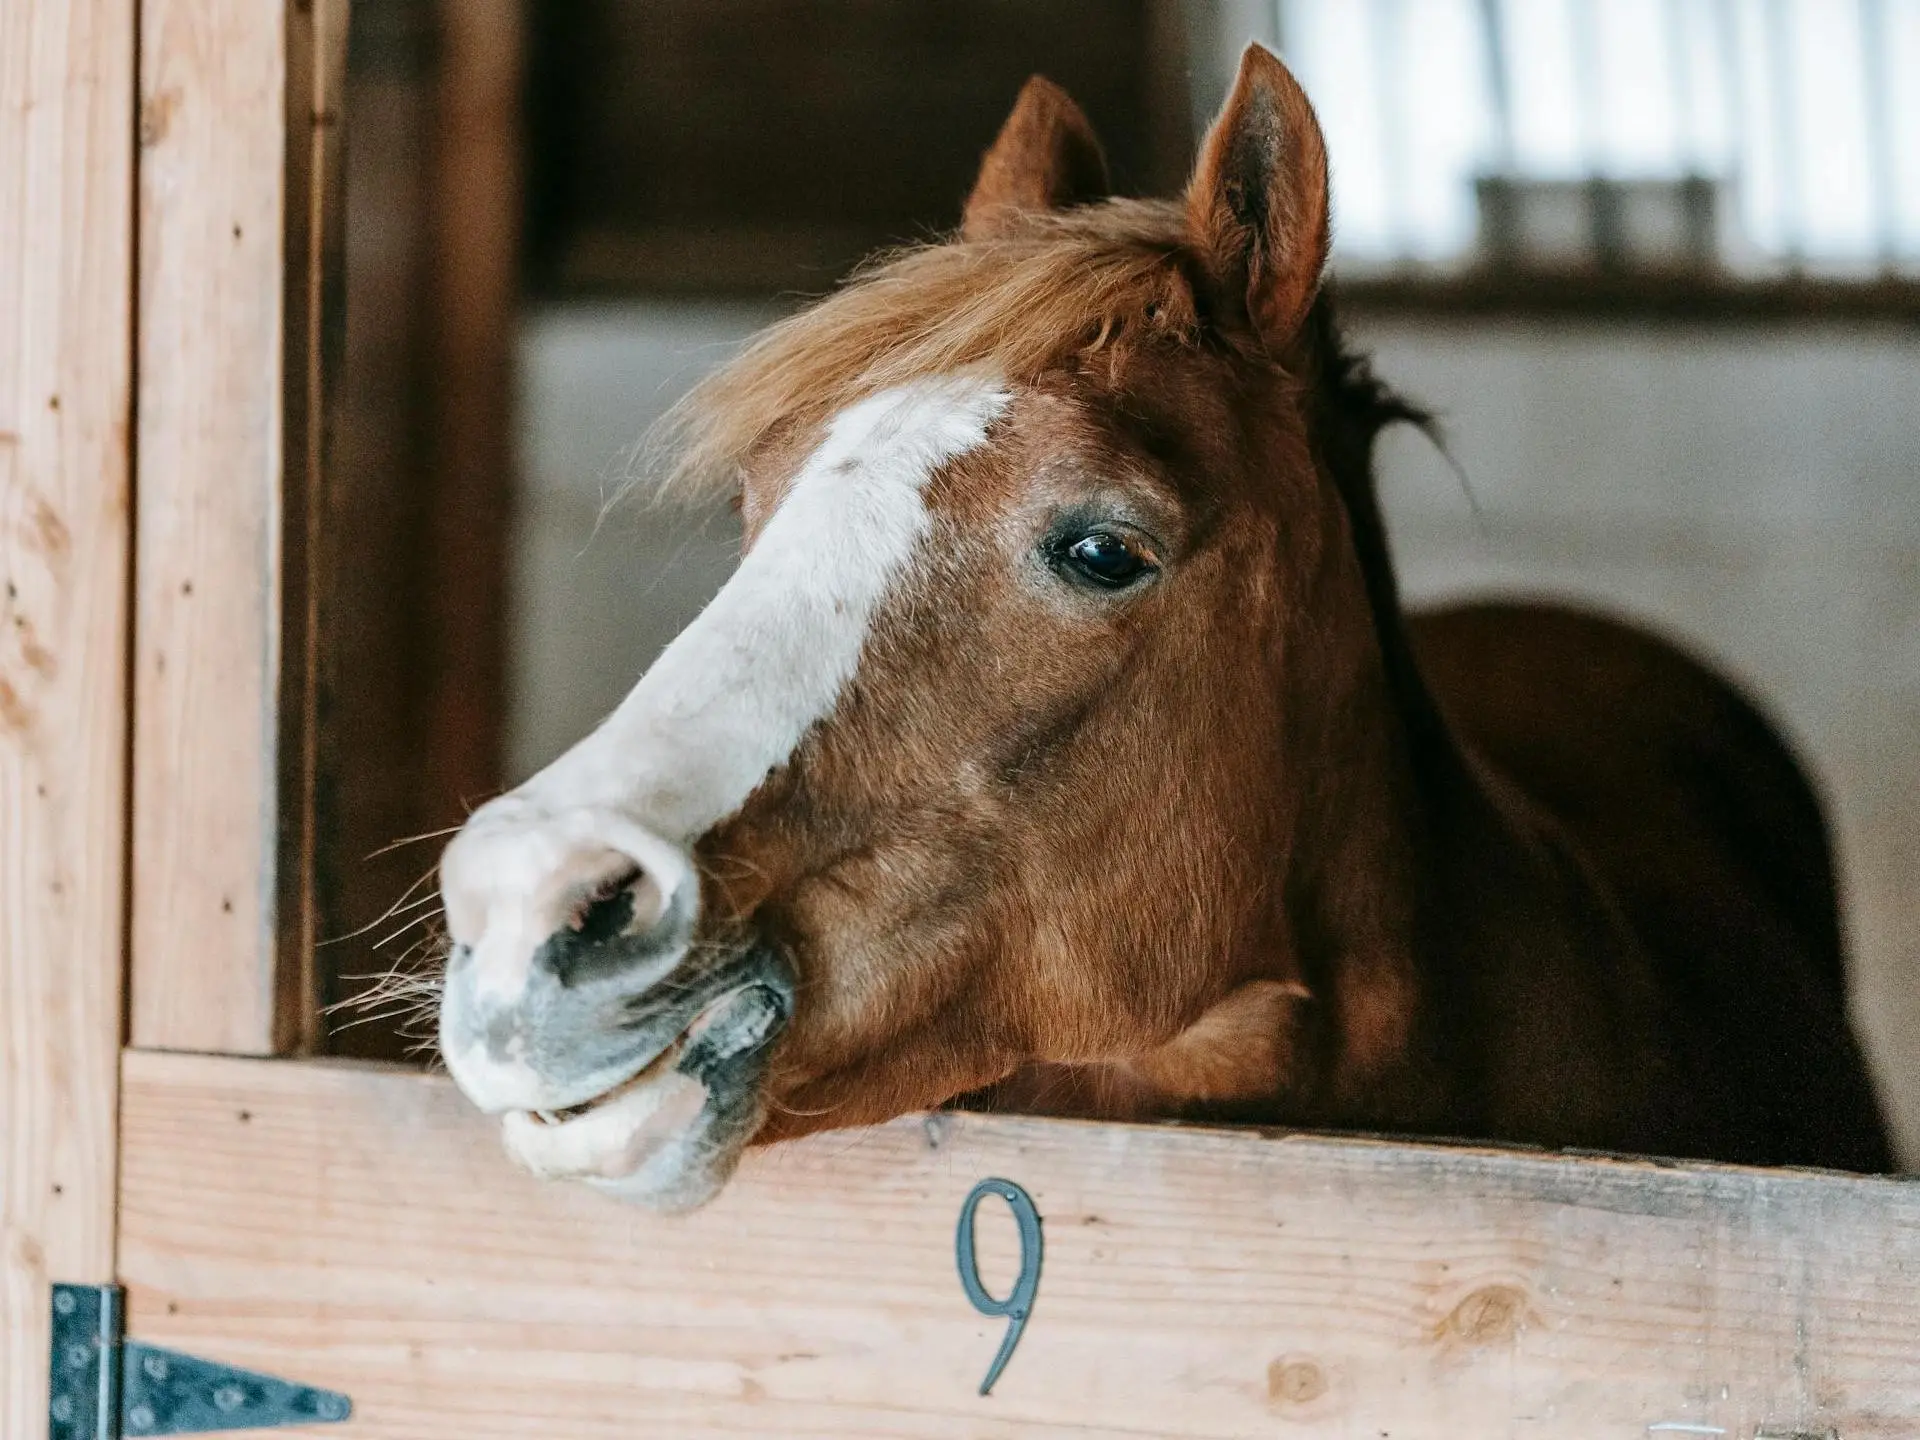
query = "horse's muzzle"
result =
(435, 801, 794, 1209)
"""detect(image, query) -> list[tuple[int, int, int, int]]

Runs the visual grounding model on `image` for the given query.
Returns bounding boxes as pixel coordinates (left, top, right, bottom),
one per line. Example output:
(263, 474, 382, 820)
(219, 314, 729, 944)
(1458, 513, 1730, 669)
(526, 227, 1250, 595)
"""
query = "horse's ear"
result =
(1185, 44, 1330, 341)
(961, 76, 1111, 240)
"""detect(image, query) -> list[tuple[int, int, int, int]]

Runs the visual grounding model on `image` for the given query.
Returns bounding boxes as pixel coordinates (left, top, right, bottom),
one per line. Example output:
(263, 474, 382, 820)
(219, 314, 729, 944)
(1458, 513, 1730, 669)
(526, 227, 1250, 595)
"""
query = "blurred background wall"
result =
(333, 0, 1920, 1162)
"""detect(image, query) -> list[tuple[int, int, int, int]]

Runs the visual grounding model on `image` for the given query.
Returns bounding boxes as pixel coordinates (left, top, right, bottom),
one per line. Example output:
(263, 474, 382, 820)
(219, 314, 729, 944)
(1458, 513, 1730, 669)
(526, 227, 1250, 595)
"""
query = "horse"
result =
(434, 45, 1891, 1210)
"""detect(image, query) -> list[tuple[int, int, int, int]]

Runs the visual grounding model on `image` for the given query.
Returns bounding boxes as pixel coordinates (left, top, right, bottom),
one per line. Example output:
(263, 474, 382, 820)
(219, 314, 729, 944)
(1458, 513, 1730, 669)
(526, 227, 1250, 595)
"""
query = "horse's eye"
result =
(1058, 531, 1153, 589)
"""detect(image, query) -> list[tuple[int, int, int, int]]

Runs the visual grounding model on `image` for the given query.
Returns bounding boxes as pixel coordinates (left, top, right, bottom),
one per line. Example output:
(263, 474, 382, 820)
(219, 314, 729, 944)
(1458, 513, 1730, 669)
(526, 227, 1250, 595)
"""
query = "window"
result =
(1203, 0, 1920, 275)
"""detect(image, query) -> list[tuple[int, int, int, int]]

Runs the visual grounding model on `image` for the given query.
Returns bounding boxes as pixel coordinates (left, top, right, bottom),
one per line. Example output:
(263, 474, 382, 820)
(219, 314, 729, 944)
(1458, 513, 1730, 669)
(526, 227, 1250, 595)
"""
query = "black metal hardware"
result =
(49, 1285, 351, 1439)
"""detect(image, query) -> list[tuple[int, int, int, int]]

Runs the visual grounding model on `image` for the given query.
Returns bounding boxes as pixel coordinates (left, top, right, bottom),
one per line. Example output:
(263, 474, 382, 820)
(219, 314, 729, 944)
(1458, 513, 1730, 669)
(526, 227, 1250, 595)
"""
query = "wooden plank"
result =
(280, 0, 349, 1057)
(132, 0, 345, 1054)
(121, 1052, 1920, 1438)
(0, 0, 134, 1431)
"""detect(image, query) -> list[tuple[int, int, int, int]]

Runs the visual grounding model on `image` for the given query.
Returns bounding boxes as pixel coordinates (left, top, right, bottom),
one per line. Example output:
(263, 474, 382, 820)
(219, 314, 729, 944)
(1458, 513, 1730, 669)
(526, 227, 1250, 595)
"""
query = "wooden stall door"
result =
(132, 0, 519, 1065)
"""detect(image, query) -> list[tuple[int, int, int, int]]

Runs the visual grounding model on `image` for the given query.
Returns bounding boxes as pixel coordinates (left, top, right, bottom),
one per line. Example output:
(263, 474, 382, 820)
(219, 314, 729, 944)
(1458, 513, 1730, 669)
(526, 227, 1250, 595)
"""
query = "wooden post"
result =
(318, 0, 521, 1060)
(420, 0, 519, 822)
(131, 0, 347, 1055)
(0, 0, 135, 1431)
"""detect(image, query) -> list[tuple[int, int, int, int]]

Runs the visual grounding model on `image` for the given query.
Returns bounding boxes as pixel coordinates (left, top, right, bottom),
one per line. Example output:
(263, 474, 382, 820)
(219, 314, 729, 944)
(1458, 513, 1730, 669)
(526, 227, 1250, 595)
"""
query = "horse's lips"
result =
(495, 977, 790, 1187)
(500, 1039, 709, 1183)
(529, 1037, 684, 1127)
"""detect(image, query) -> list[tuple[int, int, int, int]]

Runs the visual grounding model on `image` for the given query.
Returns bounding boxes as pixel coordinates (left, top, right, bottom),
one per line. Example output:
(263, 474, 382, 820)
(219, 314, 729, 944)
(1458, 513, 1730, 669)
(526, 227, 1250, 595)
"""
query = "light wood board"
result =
(120, 1051, 1920, 1438)
(0, 0, 134, 1431)
(132, 0, 344, 1054)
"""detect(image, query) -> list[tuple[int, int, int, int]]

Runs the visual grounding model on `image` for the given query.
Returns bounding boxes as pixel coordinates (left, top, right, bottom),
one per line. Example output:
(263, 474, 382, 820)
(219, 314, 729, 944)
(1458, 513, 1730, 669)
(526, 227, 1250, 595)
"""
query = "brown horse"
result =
(435, 46, 1890, 1209)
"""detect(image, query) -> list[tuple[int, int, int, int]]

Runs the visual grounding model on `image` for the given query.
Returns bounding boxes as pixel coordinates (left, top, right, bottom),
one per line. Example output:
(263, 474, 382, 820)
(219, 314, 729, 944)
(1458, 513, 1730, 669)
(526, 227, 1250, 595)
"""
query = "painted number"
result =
(954, 1177, 1043, 1395)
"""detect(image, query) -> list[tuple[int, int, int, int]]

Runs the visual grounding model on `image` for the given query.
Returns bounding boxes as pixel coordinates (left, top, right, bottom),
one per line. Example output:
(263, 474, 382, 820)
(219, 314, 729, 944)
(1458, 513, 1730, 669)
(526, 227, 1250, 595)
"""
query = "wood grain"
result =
(0, 0, 133, 1432)
(121, 1051, 1920, 1438)
(278, 0, 349, 1056)
(132, 0, 344, 1054)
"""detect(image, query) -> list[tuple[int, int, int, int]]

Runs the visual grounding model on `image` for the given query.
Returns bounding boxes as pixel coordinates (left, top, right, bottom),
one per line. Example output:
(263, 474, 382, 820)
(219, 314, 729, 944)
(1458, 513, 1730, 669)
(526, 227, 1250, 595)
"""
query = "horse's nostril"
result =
(531, 858, 679, 988)
(565, 864, 667, 945)
(570, 866, 636, 939)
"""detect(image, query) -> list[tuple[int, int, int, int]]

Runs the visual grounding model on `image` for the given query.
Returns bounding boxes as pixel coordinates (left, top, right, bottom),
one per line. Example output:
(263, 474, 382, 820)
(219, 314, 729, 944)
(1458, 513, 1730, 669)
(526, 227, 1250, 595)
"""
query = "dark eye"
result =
(1056, 531, 1154, 590)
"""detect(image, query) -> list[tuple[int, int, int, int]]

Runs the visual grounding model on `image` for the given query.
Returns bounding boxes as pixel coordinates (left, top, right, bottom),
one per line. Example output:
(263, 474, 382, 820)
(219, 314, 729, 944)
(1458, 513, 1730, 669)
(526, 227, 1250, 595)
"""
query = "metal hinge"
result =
(48, 1285, 351, 1439)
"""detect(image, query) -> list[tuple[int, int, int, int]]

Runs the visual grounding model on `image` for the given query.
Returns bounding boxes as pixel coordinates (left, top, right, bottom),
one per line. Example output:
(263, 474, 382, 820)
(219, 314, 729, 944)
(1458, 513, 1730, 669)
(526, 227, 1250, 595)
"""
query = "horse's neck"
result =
(1277, 356, 1462, 1122)
(1291, 368, 1663, 1140)
(1275, 620, 1655, 1141)
(1273, 643, 1434, 1123)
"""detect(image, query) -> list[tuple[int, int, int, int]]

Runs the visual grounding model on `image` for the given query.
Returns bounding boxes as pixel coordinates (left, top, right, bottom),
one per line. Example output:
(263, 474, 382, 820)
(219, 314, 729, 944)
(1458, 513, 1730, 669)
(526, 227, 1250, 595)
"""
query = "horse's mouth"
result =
(527, 1038, 687, 1128)
(494, 965, 795, 1209)
(516, 976, 779, 1128)
(502, 1035, 703, 1183)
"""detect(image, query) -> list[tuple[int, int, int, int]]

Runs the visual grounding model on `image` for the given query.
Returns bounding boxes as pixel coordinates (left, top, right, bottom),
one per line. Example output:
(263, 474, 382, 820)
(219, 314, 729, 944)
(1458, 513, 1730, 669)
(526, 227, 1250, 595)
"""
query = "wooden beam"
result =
(0, 0, 134, 1431)
(121, 1051, 1920, 1437)
(318, 0, 520, 1060)
(131, 0, 346, 1054)
(420, 0, 518, 821)
(319, 0, 446, 1060)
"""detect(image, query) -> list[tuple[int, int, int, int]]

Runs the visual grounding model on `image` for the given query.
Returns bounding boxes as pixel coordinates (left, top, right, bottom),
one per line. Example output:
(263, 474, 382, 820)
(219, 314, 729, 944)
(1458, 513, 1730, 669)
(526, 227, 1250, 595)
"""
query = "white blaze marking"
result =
(522, 373, 1010, 840)
(438, 379, 1008, 1143)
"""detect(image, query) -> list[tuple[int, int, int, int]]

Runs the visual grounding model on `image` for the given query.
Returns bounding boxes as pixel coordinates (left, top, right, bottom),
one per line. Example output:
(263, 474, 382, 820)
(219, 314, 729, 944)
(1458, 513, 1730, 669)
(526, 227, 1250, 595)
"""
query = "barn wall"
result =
(507, 301, 1920, 1162)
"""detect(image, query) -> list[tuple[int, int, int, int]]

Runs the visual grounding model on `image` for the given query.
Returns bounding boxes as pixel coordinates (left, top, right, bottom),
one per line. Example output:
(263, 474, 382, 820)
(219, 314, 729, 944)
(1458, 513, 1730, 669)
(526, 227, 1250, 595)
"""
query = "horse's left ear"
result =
(1186, 44, 1330, 341)
(961, 75, 1111, 240)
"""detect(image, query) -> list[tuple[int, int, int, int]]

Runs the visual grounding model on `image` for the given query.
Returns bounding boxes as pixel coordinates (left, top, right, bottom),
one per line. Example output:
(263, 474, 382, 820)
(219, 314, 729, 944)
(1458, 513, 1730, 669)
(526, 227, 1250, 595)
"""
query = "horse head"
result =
(436, 46, 1415, 1208)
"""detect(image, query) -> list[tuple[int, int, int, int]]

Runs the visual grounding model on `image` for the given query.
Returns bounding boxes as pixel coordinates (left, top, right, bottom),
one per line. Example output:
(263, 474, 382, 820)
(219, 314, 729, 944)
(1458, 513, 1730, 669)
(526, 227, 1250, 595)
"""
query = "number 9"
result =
(954, 1177, 1043, 1395)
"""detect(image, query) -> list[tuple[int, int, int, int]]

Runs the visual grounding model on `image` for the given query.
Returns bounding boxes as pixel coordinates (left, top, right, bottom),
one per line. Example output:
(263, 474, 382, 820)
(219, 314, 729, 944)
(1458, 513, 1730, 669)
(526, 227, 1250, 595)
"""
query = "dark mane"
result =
(1301, 294, 1454, 758)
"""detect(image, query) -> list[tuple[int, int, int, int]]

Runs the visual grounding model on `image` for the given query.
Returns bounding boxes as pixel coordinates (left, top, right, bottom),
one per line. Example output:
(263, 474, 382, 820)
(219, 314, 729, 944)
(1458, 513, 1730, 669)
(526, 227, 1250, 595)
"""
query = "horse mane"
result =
(1301, 296, 1454, 756)
(641, 198, 1199, 507)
